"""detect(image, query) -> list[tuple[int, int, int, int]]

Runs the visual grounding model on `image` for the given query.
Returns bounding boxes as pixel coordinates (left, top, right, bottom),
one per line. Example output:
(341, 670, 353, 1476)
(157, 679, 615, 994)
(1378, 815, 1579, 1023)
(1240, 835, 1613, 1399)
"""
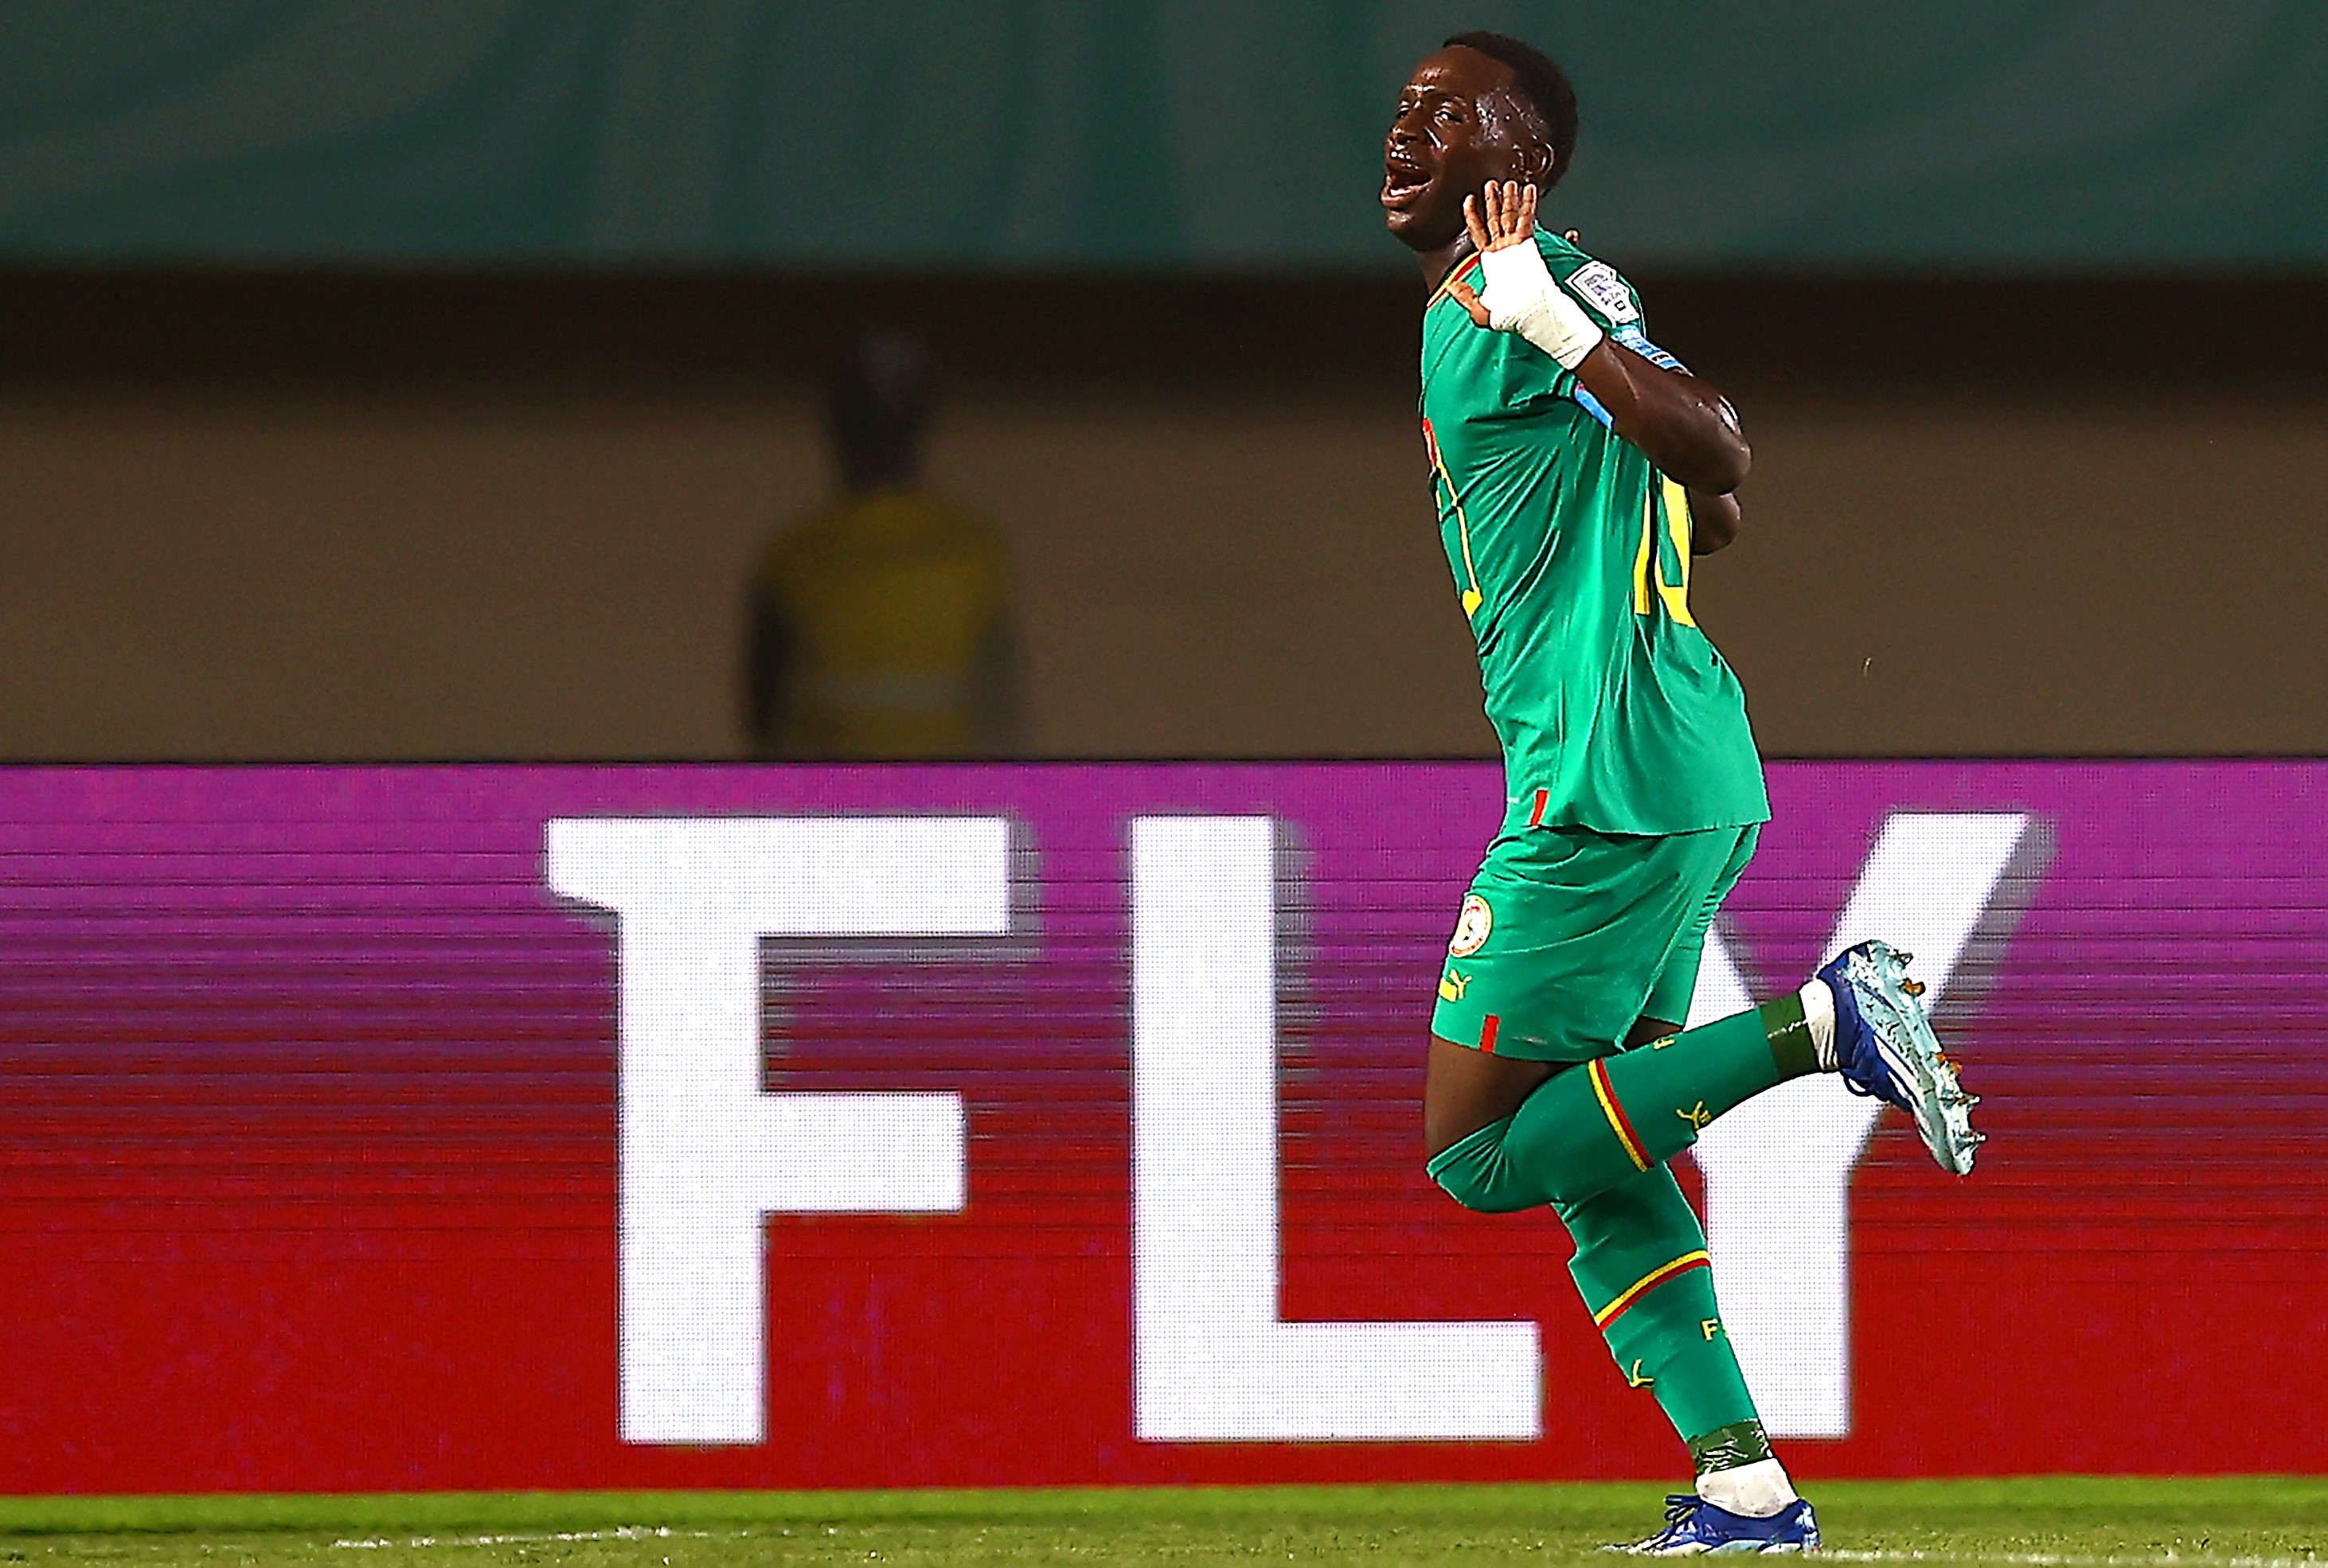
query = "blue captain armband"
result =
(1569, 328, 1689, 427)
(1612, 325, 1687, 373)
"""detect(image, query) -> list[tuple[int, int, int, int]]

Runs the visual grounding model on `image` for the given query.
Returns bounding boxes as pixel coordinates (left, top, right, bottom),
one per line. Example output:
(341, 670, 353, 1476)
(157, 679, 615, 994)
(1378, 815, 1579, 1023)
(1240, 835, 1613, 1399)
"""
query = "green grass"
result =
(0, 1478, 2320, 1567)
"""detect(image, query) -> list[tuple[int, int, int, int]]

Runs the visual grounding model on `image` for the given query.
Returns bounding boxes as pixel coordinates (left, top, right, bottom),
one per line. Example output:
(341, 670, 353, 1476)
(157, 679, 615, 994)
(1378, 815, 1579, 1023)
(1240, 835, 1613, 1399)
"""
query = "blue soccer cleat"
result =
(1820, 938, 1983, 1176)
(1609, 1494, 1822, 1555)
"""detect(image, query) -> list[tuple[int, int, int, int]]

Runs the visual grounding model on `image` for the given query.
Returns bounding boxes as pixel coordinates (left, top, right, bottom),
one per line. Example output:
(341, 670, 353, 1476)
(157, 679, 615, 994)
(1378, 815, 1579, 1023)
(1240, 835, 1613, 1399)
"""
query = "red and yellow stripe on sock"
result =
(1587, 1057, 1652, 1171)
(1592, 1250, 1712, 1329)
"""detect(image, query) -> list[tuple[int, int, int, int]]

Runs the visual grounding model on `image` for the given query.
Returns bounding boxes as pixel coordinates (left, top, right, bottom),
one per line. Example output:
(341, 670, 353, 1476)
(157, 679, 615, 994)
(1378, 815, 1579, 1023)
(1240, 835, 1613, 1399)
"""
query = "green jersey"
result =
(1421, 230, 1768, 838)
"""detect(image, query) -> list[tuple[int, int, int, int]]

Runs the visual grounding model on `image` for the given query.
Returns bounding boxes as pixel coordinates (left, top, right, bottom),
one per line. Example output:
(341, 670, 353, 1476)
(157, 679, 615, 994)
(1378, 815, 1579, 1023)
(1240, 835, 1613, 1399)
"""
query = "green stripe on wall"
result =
(0, 1, 2322, 270)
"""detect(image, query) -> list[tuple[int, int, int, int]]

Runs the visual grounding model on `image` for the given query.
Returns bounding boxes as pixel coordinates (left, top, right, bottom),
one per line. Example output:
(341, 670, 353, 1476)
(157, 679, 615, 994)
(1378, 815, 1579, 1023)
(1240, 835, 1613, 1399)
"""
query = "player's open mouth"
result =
(1381, 154, 1430, 209)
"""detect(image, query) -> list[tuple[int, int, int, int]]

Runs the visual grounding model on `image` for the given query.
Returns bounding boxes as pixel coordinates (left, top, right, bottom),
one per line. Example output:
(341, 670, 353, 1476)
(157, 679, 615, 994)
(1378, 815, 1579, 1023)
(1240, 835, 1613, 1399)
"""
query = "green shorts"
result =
(1430, 821, 1760, 1063)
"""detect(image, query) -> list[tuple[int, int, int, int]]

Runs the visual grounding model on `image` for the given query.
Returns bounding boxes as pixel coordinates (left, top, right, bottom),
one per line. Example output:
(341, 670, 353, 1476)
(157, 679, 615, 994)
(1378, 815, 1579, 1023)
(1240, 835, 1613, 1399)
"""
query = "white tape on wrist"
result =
(1477, 242, 1605, 371)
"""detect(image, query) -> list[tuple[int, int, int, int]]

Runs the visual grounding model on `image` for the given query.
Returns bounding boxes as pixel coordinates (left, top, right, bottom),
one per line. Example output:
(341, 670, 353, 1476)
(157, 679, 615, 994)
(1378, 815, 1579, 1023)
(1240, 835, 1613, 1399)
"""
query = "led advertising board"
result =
(0, 763, 2319, 1491)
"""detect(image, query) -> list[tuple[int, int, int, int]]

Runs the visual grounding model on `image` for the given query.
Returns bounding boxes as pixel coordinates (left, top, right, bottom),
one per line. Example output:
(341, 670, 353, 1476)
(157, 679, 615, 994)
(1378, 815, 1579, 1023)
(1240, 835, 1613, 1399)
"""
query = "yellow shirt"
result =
(746, 487, 1015, 758)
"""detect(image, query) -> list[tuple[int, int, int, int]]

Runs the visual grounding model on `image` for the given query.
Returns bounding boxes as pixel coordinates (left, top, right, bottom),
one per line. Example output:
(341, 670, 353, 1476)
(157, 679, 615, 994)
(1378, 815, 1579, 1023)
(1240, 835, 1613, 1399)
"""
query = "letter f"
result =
(547, 817, 1010, 1445)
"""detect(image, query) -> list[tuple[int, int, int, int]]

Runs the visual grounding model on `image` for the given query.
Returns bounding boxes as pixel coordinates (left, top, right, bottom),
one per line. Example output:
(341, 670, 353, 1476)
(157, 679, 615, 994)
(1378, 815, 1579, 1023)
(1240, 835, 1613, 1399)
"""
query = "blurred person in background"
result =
(743, 331, 1018, 758)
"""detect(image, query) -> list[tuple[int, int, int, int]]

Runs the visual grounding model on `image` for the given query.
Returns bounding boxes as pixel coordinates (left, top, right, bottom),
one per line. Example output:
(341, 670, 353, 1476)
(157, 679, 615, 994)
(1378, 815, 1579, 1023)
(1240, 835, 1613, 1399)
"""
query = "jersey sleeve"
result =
(1543, 241, 1690, 427)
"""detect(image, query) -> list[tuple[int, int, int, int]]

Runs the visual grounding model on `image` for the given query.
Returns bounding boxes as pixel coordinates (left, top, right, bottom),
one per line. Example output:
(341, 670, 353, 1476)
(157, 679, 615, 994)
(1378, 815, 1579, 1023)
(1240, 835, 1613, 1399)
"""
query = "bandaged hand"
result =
(1447, 181, 1605, 372)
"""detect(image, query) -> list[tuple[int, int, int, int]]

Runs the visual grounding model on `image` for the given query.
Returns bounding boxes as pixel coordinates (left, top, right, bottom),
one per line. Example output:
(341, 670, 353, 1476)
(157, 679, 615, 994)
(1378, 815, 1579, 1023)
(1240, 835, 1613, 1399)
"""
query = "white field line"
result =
(322, 1543, 2319, 1564)
(1825, 1544, 2318, 1554)
(332, 1528, 725, 1549)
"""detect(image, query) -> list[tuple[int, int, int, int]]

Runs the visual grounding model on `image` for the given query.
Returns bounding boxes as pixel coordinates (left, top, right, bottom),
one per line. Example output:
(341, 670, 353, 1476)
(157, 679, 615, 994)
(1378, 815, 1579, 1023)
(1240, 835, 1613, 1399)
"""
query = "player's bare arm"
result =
(1450, 181, 1752, 497)
(1691, 490, 1741, 553)
(1537, 220, 1741, 555)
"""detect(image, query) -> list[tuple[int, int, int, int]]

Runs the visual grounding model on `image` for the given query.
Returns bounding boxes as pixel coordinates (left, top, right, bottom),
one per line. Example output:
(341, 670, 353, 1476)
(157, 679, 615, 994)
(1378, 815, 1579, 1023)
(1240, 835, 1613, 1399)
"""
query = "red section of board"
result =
(0, 763, 2321, 1491)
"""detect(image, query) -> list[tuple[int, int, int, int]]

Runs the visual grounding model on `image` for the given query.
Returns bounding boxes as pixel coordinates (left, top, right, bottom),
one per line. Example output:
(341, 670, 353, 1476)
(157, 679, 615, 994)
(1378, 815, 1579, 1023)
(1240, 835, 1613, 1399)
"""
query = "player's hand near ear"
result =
(1447, 182, 1541, 326)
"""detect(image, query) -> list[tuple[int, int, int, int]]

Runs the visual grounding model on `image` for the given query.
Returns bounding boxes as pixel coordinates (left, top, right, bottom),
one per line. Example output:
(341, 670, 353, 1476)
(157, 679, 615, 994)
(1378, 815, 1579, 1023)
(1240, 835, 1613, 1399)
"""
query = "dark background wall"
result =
(2, 2, 2324, 761)
(1, 271, 2321, 760)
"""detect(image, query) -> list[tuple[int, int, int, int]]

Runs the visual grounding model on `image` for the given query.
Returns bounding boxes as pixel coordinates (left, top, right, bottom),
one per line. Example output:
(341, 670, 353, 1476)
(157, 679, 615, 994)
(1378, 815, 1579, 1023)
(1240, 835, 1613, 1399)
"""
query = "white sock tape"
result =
(1798, 978, 1838, 1072)
(1697, 1457, 1800, 1518)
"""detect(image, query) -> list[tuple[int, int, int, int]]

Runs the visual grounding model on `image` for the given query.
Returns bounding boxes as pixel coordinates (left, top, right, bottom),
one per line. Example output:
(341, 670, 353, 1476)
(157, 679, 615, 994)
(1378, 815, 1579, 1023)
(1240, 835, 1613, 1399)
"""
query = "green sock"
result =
(1428, 996, 1818, 1214)
(1420, 1004, 1811, 1465)
(1559, 1163, 1761, 1445)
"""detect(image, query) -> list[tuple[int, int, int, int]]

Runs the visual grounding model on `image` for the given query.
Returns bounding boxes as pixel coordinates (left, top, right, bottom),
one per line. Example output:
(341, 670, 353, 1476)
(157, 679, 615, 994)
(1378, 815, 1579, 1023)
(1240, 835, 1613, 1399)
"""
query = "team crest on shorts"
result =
(1448, 894, 1494, 957)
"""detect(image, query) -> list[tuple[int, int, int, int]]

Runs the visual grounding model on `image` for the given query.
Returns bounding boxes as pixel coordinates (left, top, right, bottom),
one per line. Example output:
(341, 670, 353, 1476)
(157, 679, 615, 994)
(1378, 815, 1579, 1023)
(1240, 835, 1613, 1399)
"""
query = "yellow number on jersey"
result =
(1631, 476, 1697, 627)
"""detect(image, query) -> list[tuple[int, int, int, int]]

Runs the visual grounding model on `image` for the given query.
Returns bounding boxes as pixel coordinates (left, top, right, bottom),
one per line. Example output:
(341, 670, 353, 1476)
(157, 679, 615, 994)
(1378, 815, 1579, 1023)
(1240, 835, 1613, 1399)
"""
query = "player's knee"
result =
(1426, 1126, 1537, 1214)
(1431, 1166, 1533, 1213)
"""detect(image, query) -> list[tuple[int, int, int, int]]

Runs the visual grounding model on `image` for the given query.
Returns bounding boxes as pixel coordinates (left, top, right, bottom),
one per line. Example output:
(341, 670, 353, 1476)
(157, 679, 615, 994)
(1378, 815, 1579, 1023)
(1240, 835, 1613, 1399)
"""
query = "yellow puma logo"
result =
(1677, 1100, 1713, 1132)
(1625, 1359, 1655, 1389)
(1438, 969, 1471, 1002)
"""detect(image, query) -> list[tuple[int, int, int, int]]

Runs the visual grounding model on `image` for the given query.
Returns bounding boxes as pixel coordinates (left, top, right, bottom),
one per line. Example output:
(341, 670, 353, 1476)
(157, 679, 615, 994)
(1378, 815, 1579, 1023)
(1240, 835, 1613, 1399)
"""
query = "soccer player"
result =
(1383, 33, 1982, 1554)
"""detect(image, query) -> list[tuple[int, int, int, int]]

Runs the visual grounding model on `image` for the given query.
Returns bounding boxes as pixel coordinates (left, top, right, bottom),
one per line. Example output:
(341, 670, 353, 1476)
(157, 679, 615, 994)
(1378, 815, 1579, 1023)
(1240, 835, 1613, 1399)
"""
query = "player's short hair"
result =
(1443, 30, 1580, 189)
